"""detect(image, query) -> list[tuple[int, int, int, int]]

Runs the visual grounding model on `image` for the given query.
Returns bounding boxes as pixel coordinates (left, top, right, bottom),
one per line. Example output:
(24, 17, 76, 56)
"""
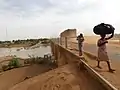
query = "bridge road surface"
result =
(67, 41, 120, 61)
(83, 43, 120, 61)
(66, 41, 120, 89)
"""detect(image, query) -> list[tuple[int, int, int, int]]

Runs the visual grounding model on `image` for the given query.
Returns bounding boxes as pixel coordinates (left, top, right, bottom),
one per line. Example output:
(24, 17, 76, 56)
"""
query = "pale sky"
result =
(0, 0, 120, 40)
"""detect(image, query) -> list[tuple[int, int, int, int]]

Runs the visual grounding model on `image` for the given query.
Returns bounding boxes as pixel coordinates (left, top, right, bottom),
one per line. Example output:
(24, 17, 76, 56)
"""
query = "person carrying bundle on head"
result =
(93, 23, 115, 73)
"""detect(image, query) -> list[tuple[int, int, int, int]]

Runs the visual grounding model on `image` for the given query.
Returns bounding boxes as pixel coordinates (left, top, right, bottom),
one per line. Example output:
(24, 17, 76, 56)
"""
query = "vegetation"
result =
(0, 38, 51, 48)
(2, 56, 20, 71)
(0, 54, 57, 72)
(8, 56, 20, 68)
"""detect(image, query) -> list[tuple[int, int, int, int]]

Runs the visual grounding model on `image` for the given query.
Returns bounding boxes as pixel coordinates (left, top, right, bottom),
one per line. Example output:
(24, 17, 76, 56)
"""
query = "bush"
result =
(8, 57, 20, 68)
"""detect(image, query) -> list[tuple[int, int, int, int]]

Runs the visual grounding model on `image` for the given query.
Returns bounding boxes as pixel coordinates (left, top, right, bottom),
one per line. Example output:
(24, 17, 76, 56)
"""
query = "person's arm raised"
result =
(105, 32, 114, 40)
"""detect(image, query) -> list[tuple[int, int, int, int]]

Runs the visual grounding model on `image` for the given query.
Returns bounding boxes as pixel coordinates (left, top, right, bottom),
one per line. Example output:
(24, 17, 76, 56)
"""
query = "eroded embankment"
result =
(0, 64, 52, 90)
(9, 64, 106, 90)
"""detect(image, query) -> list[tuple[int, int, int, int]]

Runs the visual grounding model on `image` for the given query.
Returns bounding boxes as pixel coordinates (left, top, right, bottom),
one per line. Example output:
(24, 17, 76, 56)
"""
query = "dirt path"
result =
(9, 64, 106, 90)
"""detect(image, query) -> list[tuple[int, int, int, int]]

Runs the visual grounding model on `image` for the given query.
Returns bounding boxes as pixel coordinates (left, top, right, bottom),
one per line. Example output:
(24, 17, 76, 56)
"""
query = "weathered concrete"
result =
(60, 29, 77, 45)
(51, 41, 118, 90)
(60, 29, 76, 37)
(51, 41, 82, 66)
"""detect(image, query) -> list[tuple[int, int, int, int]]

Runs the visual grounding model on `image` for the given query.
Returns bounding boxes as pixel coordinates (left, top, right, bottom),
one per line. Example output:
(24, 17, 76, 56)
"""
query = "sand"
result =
(9, 64, 106, 90)
(0, 64, 51, 90)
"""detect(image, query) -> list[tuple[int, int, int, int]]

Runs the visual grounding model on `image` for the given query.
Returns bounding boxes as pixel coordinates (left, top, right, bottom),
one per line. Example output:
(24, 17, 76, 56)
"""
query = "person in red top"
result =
(77, 33, 84, 56)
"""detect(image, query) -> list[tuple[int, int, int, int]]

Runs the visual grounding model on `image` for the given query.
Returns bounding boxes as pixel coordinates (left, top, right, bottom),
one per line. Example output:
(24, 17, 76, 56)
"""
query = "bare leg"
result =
(79, 49, 82, 56)
(107, 61, 115, 72)
(79, 45, 82, 56)
(97, 61, 102, 69)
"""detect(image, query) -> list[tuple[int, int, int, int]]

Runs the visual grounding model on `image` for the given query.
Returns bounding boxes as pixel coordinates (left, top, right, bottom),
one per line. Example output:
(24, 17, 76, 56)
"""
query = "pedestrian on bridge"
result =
(97, 32, 115, 72)
(77, 33, 84, 56)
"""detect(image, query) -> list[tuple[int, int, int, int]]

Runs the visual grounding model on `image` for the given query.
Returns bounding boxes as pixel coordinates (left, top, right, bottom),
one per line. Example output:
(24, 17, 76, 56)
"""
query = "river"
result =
(0, 45, 51, 59)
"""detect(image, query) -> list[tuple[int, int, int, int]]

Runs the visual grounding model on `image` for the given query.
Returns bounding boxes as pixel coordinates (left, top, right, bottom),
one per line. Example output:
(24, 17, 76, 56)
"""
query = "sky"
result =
(0, 0, 120, 40)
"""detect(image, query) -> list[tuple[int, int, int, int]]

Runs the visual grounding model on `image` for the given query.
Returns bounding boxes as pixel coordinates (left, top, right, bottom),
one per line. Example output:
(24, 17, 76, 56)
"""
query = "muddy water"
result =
(0, 45, 51, 59)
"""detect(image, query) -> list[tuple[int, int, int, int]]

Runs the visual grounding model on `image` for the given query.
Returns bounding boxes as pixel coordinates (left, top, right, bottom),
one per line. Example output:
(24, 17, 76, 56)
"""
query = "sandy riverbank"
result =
(9, 64, 105, 90)
(0, 64, 52, 90)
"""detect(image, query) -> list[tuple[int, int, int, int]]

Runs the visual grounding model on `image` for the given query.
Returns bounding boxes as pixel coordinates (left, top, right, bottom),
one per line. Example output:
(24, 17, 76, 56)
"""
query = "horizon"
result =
(0, 0, 120, 40)
(1, 33, 119, 41)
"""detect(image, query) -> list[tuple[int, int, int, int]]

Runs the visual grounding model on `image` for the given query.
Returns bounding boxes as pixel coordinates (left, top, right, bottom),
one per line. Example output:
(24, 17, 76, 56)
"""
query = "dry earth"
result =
(9, 64, 106, 90)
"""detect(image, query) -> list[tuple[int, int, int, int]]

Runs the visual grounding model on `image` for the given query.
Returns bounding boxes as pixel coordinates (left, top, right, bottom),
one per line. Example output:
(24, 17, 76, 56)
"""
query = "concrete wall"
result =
(51, 41, 82, 66)
(60, 29, 77, 37)
(60, 29, 77, 44)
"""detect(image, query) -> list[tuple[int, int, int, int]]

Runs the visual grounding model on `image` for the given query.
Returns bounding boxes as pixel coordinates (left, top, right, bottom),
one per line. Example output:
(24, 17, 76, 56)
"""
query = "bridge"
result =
(2, 29, 119, 90)
(50, 29, 119, 90)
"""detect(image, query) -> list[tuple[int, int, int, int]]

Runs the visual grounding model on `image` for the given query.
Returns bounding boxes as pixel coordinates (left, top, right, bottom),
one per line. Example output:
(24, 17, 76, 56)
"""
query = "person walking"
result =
(97, 32, 115, 72)
(77, 33, 84, 56)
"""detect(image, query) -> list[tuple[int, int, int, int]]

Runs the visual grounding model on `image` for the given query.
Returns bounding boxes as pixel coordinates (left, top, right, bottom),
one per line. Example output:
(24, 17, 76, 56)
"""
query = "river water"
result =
(0, 45, 51, 59)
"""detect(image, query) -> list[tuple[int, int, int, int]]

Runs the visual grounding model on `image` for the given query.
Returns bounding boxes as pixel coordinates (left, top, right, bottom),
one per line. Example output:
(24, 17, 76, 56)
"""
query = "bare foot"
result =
(97, 66, 102, 69)
(109, 69, 116, 73)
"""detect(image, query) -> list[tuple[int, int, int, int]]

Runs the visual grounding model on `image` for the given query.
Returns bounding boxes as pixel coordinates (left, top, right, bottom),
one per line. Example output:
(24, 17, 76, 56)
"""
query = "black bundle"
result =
(93, 23, 115, 35)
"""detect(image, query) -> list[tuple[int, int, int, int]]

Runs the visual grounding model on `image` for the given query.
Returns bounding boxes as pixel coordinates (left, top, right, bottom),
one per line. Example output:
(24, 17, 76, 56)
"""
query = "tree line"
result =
(0, 38, 50, 44)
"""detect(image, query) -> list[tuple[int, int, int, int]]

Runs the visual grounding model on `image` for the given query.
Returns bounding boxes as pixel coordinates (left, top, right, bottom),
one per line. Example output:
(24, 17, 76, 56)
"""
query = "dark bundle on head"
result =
(100, 23, 105, 25)
(100, 34, 106, 38)
(93, 23, 115, 35)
